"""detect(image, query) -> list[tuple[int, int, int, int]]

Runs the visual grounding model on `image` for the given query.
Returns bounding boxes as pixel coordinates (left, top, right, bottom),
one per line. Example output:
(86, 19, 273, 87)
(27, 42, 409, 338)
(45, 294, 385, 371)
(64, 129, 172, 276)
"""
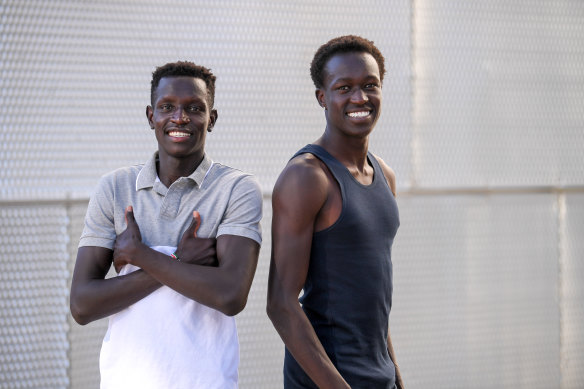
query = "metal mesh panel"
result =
(236, 198, 284, 388)
(65, 202, 109, 389)
(0, 0, 411, 199)
(562, 193, 584, 388)
(391, 193, 561, 388)
(1, 0, 583, 388)
(0, 206, 70, 388)
(413, 1, 584, 188)
(1, 1, 156, 201)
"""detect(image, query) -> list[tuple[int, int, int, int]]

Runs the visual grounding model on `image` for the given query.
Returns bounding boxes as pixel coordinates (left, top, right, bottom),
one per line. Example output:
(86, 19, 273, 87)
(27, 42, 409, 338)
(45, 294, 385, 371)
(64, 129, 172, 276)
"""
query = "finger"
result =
(124, 205, 135, 227)
(192, 211, 201, 237)
(184, 210, 201, 238)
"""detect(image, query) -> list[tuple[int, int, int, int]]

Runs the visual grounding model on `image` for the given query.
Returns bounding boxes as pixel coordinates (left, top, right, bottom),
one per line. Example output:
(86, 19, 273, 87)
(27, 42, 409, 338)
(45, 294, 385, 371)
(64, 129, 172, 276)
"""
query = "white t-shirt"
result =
(100, 245, 239, 389)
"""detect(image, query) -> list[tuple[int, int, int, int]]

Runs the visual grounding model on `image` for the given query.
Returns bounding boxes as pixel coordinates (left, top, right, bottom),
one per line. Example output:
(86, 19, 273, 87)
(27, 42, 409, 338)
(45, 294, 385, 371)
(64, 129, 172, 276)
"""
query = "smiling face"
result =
(147, 76, 217, 162)
(316, 51, 382, 139)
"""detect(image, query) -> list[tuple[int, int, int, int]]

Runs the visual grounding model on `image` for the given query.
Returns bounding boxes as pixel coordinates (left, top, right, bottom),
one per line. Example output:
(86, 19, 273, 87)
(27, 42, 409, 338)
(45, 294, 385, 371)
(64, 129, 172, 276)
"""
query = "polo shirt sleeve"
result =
(217, 175, 263, 245)
(78, 173, 117, 249)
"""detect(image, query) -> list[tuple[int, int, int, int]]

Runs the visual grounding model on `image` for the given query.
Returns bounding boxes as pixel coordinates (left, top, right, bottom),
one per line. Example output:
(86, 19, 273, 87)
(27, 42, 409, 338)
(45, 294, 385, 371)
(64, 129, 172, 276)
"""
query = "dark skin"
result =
(70, 211, 217, 324)
(267, 52, 403, 388)
(70, 76, 260, 324)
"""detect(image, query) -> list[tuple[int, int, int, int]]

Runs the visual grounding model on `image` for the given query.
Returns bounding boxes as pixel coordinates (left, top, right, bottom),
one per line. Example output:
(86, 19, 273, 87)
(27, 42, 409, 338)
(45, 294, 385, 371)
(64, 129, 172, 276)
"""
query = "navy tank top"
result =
(284, 144, 400, 389)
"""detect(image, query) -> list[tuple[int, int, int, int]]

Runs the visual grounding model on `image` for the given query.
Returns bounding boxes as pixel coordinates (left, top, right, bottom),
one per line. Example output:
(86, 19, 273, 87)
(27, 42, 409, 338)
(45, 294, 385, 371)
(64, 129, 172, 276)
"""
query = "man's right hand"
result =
(175, 211, 218, 266)
(113, 206, 144, 272)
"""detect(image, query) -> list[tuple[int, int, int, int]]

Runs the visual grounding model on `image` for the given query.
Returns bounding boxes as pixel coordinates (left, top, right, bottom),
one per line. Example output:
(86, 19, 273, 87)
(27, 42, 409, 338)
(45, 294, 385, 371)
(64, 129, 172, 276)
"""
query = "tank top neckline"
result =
(306, 144, 379, 189)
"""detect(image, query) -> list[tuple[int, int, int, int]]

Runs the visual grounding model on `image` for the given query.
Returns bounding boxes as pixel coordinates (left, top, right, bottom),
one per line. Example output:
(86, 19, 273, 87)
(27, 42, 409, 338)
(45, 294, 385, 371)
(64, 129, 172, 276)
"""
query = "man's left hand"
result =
(175, 210, 218, 266)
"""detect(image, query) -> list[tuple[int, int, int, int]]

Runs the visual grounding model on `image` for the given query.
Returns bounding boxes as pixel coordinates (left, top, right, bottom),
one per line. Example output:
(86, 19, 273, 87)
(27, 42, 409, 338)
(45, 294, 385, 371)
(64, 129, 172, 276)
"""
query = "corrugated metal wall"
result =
(1, 1, 582, 388)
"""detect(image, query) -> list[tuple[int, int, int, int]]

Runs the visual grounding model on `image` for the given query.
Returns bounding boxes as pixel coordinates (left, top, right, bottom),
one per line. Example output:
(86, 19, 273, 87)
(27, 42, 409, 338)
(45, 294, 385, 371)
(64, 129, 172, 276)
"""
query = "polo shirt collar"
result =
(136, 152, 213, 191)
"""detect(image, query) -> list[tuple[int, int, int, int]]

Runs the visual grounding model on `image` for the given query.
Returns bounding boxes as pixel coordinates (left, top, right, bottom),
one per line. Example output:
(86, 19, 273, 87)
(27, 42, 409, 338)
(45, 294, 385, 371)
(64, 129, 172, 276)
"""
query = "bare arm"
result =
(376, 155, 404, 387)
(266, 157, 350, 389)
(70, 211, 217, 325)
(70, 246, 161, 325)
(113, 207, 259, 316)
(387, 327, 404, 389)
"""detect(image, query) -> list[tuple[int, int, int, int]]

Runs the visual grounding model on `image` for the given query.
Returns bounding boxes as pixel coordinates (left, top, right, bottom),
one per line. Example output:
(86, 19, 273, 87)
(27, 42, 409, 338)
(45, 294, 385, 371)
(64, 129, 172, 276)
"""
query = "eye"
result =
(158, 103, 173, 111)
(365, 83, 379, 89)
(187, 105, 202, 113)
(336, 85, 350, 92)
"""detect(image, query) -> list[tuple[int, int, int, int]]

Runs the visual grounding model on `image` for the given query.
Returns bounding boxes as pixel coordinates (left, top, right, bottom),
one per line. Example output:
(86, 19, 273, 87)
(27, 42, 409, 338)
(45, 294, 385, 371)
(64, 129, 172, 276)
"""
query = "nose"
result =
(350, 88, 368, 103)
(171, 107, 190, 123)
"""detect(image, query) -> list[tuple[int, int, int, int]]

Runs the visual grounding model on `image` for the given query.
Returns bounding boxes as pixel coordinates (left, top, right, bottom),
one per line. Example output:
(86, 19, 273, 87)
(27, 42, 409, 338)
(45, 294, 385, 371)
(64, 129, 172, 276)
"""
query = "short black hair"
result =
(150, 61, 216, 107)
(310, 35, 386, 89)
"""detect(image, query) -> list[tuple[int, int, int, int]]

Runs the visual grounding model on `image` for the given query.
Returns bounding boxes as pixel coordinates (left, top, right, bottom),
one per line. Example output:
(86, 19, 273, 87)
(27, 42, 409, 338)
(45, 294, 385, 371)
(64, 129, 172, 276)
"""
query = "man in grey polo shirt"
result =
(70, 61, 262, 389)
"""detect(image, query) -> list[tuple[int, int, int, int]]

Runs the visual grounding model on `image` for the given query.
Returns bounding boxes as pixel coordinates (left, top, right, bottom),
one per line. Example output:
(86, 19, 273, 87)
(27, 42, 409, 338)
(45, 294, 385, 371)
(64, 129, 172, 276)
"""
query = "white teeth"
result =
(347, 111, 370, 118)
(169, 131, 190, 138)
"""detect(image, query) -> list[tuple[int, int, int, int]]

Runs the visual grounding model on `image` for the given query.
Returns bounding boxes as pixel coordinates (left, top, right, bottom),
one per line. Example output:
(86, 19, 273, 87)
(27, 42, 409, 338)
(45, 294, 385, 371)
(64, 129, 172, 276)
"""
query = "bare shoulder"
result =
(274, 153, 329, 196)
(273, 153, 330, 215)
(372, 154, 397, 197)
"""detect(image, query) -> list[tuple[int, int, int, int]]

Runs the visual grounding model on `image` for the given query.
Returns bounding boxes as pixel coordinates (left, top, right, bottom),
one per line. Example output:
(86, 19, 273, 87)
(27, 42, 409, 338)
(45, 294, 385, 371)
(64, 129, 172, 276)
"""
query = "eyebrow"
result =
(156, 95, 206, 104)
(331, 75, 380, 84)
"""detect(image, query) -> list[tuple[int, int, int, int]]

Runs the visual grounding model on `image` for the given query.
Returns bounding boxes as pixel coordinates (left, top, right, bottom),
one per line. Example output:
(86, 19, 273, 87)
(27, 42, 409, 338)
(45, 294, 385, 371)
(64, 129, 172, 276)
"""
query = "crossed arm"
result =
(70, 208, 260, 325)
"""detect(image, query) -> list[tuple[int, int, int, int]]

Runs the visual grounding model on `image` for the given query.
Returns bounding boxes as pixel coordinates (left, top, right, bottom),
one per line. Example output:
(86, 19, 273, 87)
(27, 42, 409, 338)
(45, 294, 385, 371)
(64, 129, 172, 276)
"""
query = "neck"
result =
(316, 128, 370, 171)
(156, 151, 204, 187)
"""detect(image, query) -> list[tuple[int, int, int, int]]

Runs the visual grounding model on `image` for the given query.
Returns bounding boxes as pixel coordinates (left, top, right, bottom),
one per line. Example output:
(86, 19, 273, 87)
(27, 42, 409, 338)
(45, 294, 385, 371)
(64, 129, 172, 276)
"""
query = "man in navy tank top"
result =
(267, 35, 404, 388)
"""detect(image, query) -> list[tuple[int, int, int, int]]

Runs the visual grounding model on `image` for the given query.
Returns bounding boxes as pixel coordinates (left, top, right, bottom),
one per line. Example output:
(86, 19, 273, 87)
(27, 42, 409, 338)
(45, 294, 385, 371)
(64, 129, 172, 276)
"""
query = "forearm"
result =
(132, 241, 256, 316)
(267, 299, 349, 389)
(387, 327, 404, 388)
(70, 269, 161, 325)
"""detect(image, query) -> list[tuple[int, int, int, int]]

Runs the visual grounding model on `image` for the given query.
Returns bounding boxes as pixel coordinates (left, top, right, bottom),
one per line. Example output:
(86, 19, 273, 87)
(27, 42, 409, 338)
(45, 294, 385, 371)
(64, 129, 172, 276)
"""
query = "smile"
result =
(346, 111, 371, 118)
(168, 131, 190, 138)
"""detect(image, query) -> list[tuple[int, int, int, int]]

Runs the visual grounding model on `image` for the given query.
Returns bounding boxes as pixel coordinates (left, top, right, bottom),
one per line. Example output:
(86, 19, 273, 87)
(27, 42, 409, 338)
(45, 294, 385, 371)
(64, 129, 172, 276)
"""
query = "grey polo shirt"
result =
(79, 152, 262, 250)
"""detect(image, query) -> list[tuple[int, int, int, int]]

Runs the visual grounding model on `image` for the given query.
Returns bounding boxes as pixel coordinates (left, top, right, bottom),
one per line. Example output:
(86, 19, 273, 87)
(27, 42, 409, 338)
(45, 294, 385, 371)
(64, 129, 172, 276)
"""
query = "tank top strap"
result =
(291, 144, 342, 168)
(293, 144, 387, 191)
(366, 151, 391, 191)
(291, 144, 349, 183)
(366, 150, 381, 172)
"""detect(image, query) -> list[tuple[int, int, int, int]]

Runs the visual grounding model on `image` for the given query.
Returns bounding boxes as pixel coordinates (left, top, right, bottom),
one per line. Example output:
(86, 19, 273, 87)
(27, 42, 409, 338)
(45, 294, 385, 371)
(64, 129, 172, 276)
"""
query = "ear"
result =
(315, 89, 326, 110)
(208, 109, 218, 132)
(146, 106, 154, 129)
